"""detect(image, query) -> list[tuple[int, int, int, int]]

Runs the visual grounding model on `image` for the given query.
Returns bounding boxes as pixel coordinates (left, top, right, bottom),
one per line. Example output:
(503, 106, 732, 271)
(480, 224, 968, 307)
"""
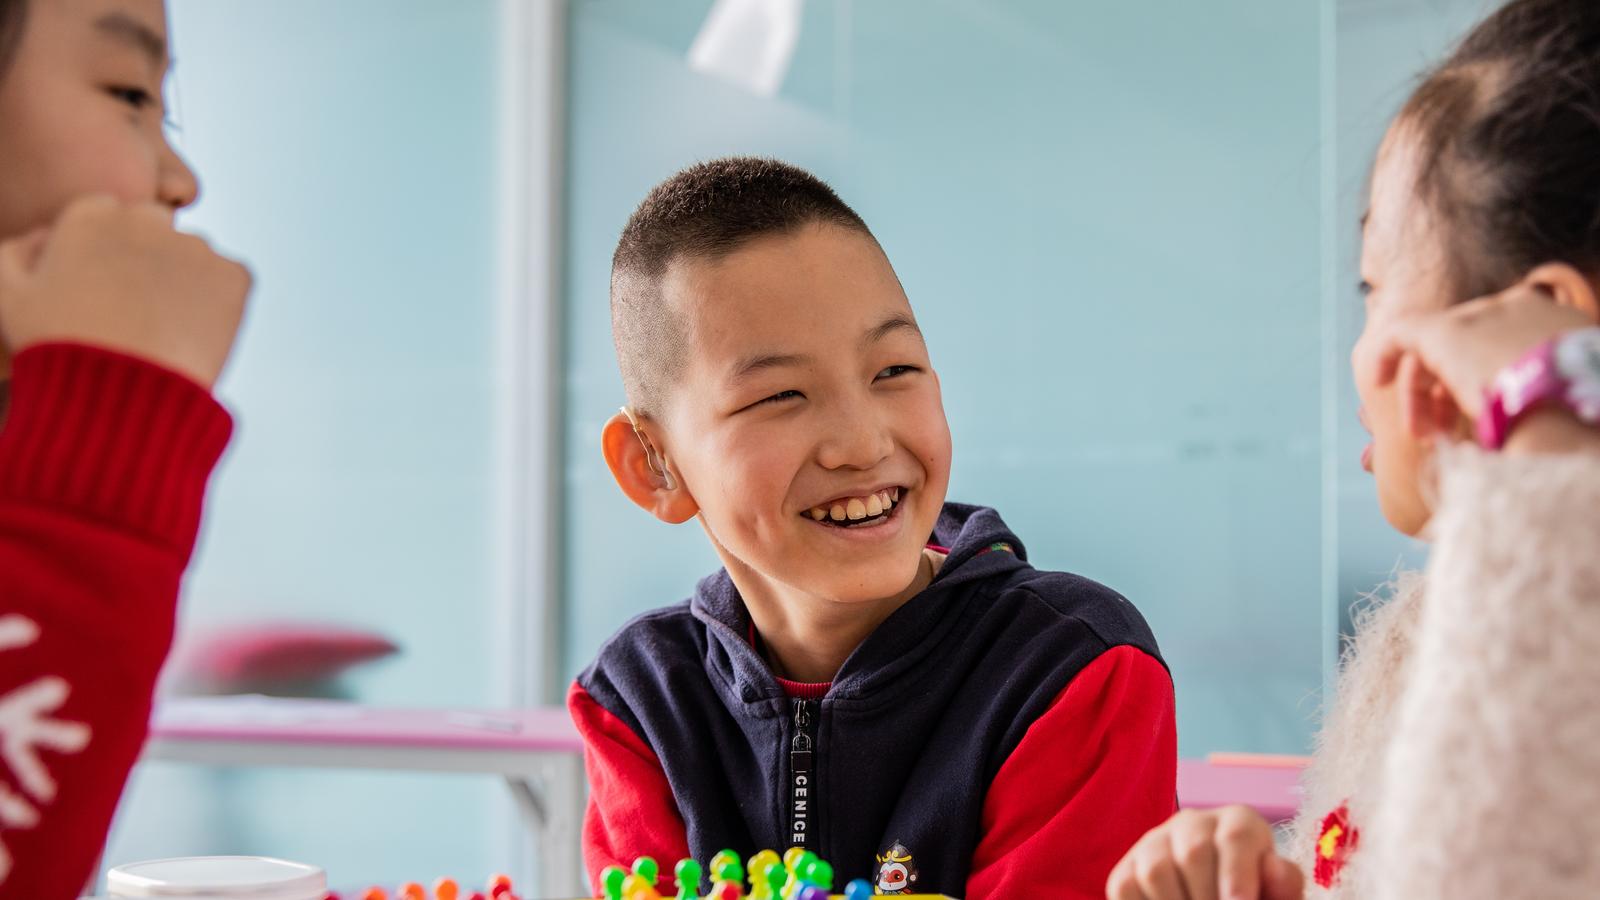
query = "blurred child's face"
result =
(1351, 124, 1455, 537)
(658, 223, 953, 605)
(0, 0, 196, 242)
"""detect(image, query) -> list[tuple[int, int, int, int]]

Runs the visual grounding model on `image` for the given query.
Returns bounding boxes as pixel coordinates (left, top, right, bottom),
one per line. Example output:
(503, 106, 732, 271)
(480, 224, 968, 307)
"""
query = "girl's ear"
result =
(601, 410, 699, 524)
(1522, 262, 1600, 323)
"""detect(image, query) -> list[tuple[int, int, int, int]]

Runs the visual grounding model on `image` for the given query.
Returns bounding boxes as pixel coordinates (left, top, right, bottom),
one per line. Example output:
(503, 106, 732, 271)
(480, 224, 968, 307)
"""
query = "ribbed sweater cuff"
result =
(0, 342, 234, 559)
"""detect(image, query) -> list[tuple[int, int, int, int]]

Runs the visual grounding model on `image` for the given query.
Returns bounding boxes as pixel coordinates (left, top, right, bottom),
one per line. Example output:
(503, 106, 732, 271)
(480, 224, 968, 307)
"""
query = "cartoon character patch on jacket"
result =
(874, 842, 918, 894)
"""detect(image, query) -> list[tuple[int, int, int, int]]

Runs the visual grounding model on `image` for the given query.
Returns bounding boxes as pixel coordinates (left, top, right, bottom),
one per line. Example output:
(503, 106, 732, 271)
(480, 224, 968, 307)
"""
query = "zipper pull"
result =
(791, 698, 813, 769)
(790, 695, 812, 743)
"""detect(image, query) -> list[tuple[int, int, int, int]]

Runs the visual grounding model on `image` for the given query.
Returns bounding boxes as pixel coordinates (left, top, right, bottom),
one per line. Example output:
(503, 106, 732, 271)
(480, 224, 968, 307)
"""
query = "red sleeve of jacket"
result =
(0, 343, 232, 900)
(967, 644, 1177, 900)
(568, 681, 691, 895)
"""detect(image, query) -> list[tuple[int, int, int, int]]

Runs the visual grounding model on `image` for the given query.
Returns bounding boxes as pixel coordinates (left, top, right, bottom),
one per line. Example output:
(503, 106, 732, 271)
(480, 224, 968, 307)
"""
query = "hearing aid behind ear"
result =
(620, 406, 679, 491)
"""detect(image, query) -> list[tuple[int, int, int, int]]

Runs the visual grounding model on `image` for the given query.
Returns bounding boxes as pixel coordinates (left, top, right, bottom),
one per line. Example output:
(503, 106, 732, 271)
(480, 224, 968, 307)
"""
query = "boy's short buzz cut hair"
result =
(610, 156, 874, 416)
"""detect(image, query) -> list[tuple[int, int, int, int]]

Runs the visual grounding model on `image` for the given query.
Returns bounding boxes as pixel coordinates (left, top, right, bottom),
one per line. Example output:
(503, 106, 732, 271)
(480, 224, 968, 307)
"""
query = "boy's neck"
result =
(727, 548, 945, 685)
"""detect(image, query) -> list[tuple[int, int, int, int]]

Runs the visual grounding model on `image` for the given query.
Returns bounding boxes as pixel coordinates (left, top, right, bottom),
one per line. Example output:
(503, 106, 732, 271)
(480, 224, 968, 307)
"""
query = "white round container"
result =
(106, 856, 326, 900)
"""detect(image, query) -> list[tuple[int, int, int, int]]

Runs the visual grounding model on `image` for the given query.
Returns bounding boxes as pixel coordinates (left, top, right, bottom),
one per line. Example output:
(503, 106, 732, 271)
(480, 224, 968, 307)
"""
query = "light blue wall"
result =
(563, 0, 1328, 756)
(104, 0, 515, 888)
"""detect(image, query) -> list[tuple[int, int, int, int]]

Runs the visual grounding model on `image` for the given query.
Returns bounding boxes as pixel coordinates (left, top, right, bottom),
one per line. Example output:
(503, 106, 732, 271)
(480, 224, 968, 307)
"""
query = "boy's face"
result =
(658, 222, 953, 605)
(0, 0, 196, 242)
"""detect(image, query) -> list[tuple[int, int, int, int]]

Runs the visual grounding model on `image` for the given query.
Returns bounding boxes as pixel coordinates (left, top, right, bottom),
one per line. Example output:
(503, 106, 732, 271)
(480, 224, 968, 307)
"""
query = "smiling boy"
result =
(569, 158, 1175, 899)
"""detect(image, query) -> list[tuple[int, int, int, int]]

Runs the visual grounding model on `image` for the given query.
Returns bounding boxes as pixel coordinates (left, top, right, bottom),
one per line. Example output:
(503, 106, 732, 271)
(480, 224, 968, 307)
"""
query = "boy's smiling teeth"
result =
(806, 488, 901, 524)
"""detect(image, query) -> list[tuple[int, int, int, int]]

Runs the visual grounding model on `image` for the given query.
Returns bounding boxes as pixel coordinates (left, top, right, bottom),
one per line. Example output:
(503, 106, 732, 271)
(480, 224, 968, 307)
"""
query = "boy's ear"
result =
(1523, 262, 1600, 323)
(601, 410, 699, 525)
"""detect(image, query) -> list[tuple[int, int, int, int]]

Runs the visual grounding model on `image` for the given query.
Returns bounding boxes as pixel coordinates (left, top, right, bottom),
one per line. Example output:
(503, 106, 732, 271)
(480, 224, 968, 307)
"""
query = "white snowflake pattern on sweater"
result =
(0, 613, 92, 883)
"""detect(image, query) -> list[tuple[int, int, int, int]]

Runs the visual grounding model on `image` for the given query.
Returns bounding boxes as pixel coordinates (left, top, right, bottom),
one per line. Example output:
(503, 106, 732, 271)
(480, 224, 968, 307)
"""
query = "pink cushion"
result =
(176, 624, 399, 688)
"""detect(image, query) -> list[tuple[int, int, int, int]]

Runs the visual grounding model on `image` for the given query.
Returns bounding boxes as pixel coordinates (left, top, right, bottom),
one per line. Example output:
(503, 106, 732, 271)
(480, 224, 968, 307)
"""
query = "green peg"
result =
(716, 860, 744, 885)
(764, 861, 787, 894)
(632, 856, 659, 886)
(601, 866, 627, 900)
(785, 852, 818, 891)
(674, 858, 702, 900)
(807, 860, 834, 890)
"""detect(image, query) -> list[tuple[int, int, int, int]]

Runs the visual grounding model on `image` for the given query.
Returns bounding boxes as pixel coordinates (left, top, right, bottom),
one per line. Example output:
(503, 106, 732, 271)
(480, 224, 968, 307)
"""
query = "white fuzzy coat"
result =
(1285, 448, 1600, 899)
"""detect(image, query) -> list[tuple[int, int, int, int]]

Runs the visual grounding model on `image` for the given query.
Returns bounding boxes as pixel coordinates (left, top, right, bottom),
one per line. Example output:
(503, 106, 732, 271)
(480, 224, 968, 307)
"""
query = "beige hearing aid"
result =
(620, 406, 679, 491)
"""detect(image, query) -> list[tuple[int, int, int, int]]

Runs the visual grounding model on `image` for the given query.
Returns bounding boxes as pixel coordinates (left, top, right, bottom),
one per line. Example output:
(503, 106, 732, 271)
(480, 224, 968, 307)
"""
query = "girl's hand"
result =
(1106, 806, 1304, 900)
(0, 195, 252, 389)
(1371, 269, 1594, 445)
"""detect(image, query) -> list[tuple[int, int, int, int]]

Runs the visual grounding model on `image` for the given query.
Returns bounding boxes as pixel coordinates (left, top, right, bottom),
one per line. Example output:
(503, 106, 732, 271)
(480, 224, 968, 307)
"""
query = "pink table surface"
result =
(150, 695, 582, 753)
(1177, 757, 1306, 824)
(152, 699, 1304, 825)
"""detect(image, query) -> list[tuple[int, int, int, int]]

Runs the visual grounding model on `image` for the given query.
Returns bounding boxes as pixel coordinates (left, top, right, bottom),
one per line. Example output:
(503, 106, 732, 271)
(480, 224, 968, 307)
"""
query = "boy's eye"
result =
(875, 365, 920, 380)
(1357, 279, 1374, 297)
(751, 390, 802, 408)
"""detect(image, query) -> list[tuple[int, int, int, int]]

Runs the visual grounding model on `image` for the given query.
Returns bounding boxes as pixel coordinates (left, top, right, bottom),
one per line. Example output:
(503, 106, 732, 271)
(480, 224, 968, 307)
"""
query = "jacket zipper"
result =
(788, 698, 817, 850)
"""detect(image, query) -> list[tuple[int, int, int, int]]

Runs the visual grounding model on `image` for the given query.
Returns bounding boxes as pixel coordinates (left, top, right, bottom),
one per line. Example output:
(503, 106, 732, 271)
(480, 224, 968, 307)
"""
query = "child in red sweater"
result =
(0, 0, 252, 896)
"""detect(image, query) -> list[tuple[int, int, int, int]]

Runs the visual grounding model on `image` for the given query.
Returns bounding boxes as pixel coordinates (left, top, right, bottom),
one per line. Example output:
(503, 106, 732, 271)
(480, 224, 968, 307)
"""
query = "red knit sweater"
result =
(0, 343, 232, 900)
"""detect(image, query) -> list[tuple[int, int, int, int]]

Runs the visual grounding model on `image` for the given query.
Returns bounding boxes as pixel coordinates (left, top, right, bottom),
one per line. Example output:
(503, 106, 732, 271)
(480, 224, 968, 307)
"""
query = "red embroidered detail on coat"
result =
(1313, 801, 1360, 889)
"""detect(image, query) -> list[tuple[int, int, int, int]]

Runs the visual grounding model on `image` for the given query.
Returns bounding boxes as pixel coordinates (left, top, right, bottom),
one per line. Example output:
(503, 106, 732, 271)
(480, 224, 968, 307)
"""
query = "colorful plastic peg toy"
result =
(762, 863, 787, 899)
(350, 877, 522, 900)
(620, 874, 655, 899)
(632, 857, 660, 886)
(600, 866, 628, 900)
(591, 848, 957, 900)
(745, 850, 782, 899)
(674, 858, 703, 900)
